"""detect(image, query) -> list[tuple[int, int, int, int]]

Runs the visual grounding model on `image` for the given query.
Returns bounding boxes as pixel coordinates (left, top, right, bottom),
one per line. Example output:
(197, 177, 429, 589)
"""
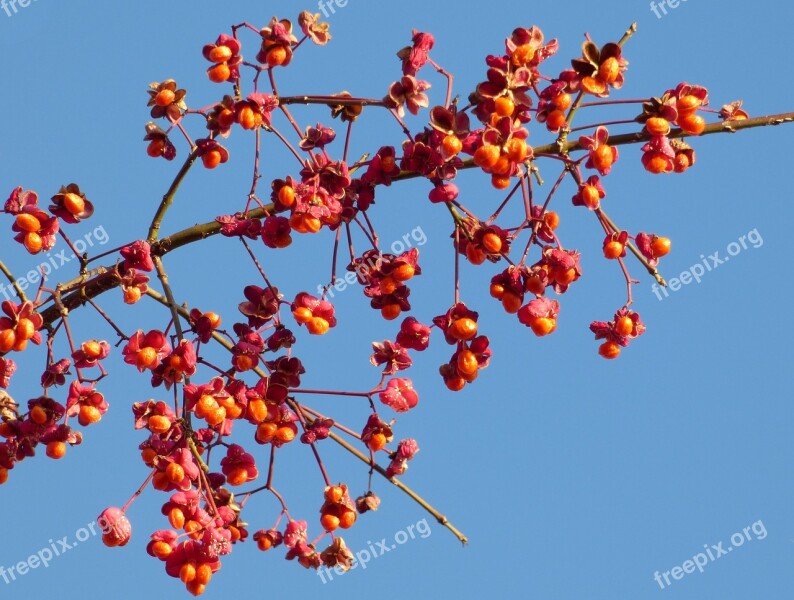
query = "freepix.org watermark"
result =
(653, 519, 767, 590)
(317, 225, 427, 300)
(2, 0, 39, 18)
(650, 228, 763, 301)
(650, 0, 689, 19)
(317, 0, 348, 19)
(1, 517, 113, 584)
(317, 517, 432, 583)
(0, 225, 110, 301)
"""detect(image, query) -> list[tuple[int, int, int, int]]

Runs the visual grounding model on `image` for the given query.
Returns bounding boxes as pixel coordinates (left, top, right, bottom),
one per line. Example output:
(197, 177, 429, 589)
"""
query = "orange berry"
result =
(494, 96, 515, 117)
(445, 375, 466, 392)
(367, 432, 387, 452)
(491, 174, 511, 190)
(473, 144, 500, 169)
(644, 154, 671, 174)
(603, 241, 625, 259)
(598, 57, 621, 85)
(674, 153, 693, 173)
(0, 468, 7, 485)
(615, 316, 634, 337)
(30, 405, 48, 425)
(552, 93, 572, 111)
(289, 213, 321, 234)
(169, 507, 186, 529)
(201, 150, 223, 169)
(256, 536, 273, 552)
(292, 307, 313, 325)
(592, 145, 614, 172)
(491, 155, 512, 176)
(321, 513, 340, 532)
(185, 521, 203, 540)
(63, 192, 85, 215)
(12, 338, 28, 353)
(256, 422, 278, 444)
(456, 349, 479, 377)
(545, 109, 567, 132)
(678, 113, 705, 135)
(78, 405, 102, 426)
(525, 275, 545, 296)
(226, 466, 249, 486)
(278, 185, 296, 208)
(46, 441, 66, 460)
(186, 581, 206, 597)
(81, 340, 102, 359)
(325, 485, 345, 503)
(247, 399, 268, 423)
(381, 304, 402, 321)
(645, 117, 671, 136)
(141, 447, 157, 465)
(529, 317, 556, 337)
(207, 63, 231, 83)
(152, 472, 170, 491)
(581, 185, 601, 209)
(205, 406, 227, 427)
(124, 287, 142, 304)
(166, 462, 185, 484)
(543, 211, 560, 230)
(237, 105, 261, 130)
(306, 316, 330, 335)
(504, 138, 528, 162)
(442, 134, 463, 156)
(148, 414, 172, 434)
(338, 509, 357, 529)
(465, 244, 487, 265)
(392, 263, 415, 282)
(501, 291, 523, 314)
(652, 236, 671, 257)
(511, 43, 535, 66)
(24, 232, 43, 254)
(154, 89, 176, 107)
(208, 45, 233, 63)
(266, 45, 288, 67)
(195, 564, 213, 586)
(598, 341, 621, 360)
(554, 267, 577, 286)
(449, 317, 478, 341)
(133, 350, 156, 371)
(481, 232, 503, 254)
(275, 423, 297, 444)
(15, 213, 41, 232)
(489, 282, 505, 299)
(676, 95, 701, 115)
(195, 395, 216, 419)
(150, 541, 173, 560)
(204, 312, 222, 328)
(180, 562, 197, 584)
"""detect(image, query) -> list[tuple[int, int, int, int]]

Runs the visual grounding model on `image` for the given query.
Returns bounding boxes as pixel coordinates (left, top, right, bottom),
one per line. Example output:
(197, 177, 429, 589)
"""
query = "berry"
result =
(652, 236, 672, 257)
(15, 213, 41, 232)
(63, 192, 85, 215)
(529, 316, 556, 337)
(603, 240, 624, 259)
(678, 113, 705, 135)
(545, 109, 566, 132)
(494, 96, 515, 117)
(154, 89, 176, 107)
(180, 563, 197, 584)
(266, 46, 288, 67)
(201, 150, 223, 169)
(208, 45, 233, 63)
(473, 144, 500, 169)
(46, 441, 66, 460)
(392, 263, 415, 281)
(320, 513, 340, 532)
(23, 232, 43, 254)
(339, 510, 356, 529)
(677, 95, 701, 115)
(381, 304, 402, 321)
(367, 432, 387, 452)
(456, 349, 479, 377)
(581, 184, 601, 209)
(598, 57, 621, 85)
(543, 211, 560, 230)
(481, 232, 503, 254)
(511, 43, 535, 66)
(615, 316, 634, 337)
(0, 468, 7, 485)
(592, 145, 615, 172)
(207, 63, 231, 83)
(465, 244, 487, 265)
(501, 292, 523, 314)
(449, 317, 478, 341)
(442, 134, 463, 156)
(491, 174, 511, 190)
(278, 185, 296, 208)
(148, 414, 172, 434)
(552, 93, 573, 111)
(147, 139, 166, 157)
(78, 405, 102, 426)
(166, 462, 185, 484)
(306, 317, 330, 335)
(645, 117, 671, 136)
(598, 341, 621, 359)
(30, 405, 48, 425)
(504, 138, 528, 162)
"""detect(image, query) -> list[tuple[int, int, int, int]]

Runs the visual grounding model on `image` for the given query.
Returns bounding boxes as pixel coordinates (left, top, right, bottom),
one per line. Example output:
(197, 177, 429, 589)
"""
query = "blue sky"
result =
(1, 1, 793, 599)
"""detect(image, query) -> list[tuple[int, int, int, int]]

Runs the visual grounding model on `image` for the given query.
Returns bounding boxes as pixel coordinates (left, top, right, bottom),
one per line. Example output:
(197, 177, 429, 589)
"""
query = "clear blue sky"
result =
(1, 1, 793, 598)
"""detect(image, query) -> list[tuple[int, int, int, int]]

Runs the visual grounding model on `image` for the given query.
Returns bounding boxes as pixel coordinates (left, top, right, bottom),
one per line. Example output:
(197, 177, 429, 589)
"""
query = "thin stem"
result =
(147, 149, 199, 243)
(0, 258, 27, 303)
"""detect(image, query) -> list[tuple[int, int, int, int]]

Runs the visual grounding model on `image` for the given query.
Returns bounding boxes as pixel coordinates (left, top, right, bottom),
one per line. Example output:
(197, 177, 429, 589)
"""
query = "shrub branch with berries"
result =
(0, 11, 792, 597)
